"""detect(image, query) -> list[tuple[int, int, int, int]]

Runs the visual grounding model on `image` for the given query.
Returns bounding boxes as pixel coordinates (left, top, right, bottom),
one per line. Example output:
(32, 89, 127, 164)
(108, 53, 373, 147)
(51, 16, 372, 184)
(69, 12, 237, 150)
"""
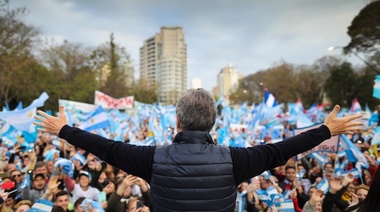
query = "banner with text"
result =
(94, 90, 134, 109)
(295, 123, 339, 160)
(58, 99, 96, 113)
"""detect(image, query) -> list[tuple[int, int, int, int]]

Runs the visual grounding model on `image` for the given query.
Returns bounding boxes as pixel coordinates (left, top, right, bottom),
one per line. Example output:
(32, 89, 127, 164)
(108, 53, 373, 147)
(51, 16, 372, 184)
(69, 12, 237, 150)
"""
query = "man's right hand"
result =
(34, 106, 68, 136)
(324, 105, 363, 136)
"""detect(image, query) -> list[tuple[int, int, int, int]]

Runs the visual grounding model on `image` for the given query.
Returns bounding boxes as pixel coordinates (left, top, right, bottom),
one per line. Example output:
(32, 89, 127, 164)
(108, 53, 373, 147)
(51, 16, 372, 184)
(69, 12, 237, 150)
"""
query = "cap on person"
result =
(33, 173, 46, 181)
(78, 170, 92, 179)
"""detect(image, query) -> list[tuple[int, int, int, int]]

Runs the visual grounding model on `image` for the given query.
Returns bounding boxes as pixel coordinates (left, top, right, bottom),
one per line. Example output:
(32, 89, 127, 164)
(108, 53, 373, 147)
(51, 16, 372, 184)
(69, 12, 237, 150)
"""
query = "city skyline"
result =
(11, 0, 367, 92)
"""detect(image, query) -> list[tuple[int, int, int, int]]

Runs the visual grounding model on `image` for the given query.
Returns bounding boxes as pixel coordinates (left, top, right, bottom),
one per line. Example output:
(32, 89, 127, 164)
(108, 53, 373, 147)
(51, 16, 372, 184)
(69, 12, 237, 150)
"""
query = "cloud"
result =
(11, 0, 366, 91)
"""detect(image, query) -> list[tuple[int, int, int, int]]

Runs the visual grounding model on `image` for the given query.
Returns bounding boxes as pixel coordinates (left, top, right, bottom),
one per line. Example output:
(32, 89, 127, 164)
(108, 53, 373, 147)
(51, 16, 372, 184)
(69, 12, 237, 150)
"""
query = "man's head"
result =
(74, 197, 85, 212)
(355, 184, 369, 202)
(127, 197, 144, 212)
(10, 169, 23, 183)
(176, 88, 216, 132)
(285, 166, 296, 182)
(32, 173, 46, 190)
(308, 186, 317, 198)
(46, 160, 54, 175)
(54, 190, 70, 210)
(34, 161, 48, 177)
(13, 200, 32, 212)
(78, 171, 91, 187)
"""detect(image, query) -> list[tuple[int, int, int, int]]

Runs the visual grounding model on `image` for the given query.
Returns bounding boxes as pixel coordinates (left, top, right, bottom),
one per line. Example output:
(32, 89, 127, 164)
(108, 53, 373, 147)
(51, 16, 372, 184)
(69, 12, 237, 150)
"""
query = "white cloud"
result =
(10, 0, 366, 91)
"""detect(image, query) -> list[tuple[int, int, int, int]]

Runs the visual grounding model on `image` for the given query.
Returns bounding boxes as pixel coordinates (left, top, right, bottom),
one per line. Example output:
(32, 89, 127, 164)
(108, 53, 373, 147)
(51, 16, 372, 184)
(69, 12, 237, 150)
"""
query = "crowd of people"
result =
(0, 91, 378, 211)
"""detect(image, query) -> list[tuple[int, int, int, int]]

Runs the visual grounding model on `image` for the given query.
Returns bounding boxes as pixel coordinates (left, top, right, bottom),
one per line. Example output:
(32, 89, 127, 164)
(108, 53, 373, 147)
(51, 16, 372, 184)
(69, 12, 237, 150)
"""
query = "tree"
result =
(38, 40, 98, 105)
(132, 79, 157, 104)
(354, 68, 380, 109)
(324, 62, 357, 108)
(229, 77, 262, 105)
(89, 33, 131, 98)
(0, 5, 40, 108)
(344, 1, 380, 54)
(292, 66, 325, 108)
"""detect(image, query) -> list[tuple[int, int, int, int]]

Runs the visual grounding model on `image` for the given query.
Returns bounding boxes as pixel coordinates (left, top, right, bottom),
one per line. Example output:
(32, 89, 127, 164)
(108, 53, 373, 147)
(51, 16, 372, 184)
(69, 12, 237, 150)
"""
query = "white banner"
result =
(295, 123, 339, 159)
(94, 90, 134, 109)
(58, 99, 96, 113)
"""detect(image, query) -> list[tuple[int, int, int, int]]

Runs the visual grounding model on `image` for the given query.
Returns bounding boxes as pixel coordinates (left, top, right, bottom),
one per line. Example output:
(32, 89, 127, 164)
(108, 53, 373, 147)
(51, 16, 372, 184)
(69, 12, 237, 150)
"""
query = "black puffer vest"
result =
(151, 131, 236, 212)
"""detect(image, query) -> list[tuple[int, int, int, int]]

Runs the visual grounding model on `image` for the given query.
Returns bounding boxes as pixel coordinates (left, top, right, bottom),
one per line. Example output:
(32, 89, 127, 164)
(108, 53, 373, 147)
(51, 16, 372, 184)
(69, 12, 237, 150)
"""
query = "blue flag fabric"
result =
(373, 75, 380, 99)
(29, 198, 54, 212)
(264, 90, 278, 107)
(79, 106, 110, 132)
(0, 92, 49, 132)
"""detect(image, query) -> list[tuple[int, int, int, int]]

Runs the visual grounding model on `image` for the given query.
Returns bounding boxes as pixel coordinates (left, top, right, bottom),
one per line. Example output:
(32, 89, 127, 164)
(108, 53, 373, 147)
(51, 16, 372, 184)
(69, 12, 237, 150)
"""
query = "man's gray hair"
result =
(176, 88, 216, 132)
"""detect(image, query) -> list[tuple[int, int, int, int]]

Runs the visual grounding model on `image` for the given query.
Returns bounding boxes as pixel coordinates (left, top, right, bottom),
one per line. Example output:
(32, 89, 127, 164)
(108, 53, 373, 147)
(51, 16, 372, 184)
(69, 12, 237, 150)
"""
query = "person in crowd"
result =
(67, 170, 99, 203)
(303, 189, 325, 212)
(73, 197, 85, 212)
(354, 184, 369, 203)
(82, 153, 106, 189)
(21, 173, 47, 203)
(322, 174, 355, 212)
(13, 200, 32, 212)
(0, 189, 18, 212)
(34, 161, 49, 180)
(51, 205, 66, 212)
(10, 169, 24, 188)
(346, 163, 380, 211)
(35, 88, 363, 211)
(126, 197, 150, 212)
(279, 165, 303, 211)
(53, 190, 72, 212)
(106, 174, 150, 212)
(236, 181, 249, 211)
(41, 176, 62, 201)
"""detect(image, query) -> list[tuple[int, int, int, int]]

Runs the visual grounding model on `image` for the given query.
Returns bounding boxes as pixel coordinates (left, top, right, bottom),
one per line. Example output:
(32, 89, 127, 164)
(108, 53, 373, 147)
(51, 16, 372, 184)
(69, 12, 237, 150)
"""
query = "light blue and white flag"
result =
(340, 135, 368, 173)
(30, 198, 54, 212)
(72, 152, 86, 166)
(0, 92, 48, 132)
(19, 172, 30, 189)
(342, 168, 361, 178)
(309, 152, 328, 166)
(264, 89, 278, 107)
(81, 198, 105, 212)
(334, 158, 342, 176)
(373, 75, 380, 99)
(350, 98, 362, 113)
(54, 158, 74, 178)
(273, 199, 295, 212)
(79, 106, 110, 132)
(371, 126, 380, 146)
(316, 177, 329, 194)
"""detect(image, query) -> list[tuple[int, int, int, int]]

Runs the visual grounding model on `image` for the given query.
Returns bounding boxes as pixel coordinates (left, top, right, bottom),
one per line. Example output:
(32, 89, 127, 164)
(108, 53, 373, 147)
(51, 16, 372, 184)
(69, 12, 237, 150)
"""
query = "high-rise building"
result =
(217, 63, 243, 99)
(140, 26, 187, 105)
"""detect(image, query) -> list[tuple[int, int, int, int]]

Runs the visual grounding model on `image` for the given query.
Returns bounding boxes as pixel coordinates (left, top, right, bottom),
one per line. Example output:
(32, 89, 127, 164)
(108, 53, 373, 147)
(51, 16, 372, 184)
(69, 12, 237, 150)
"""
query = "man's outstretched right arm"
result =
(59, 125, 155, 183)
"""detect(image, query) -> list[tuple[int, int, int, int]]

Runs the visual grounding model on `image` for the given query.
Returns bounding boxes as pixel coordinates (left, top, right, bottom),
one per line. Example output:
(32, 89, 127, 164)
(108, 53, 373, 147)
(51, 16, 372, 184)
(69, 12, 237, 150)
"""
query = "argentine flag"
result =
(350, 98, 362, 113)
(264, 90, 278, 107)
(30, 198, 54, 212)
(0, 92, 49, 132)
(316, 177, 329, 194)
(373, 75, 380, 99)
(371, 126, 380, 146)
(79, 106, 110, 132)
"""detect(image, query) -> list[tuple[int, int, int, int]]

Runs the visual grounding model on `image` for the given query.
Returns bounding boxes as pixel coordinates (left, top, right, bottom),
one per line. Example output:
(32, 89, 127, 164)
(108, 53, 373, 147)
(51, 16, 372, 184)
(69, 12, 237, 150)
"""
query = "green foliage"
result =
(132, 79, 158, 104)
(345, 1, 380, 54)
(324, 63, 358, 108)
(0, 5, 40, 108)
(91, 33, 131, 98)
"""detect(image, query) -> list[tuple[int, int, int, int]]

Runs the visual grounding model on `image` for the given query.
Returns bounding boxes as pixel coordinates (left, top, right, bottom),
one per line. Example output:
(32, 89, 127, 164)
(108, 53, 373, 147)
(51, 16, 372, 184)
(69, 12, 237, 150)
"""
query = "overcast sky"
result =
(10, 0, 368, 91)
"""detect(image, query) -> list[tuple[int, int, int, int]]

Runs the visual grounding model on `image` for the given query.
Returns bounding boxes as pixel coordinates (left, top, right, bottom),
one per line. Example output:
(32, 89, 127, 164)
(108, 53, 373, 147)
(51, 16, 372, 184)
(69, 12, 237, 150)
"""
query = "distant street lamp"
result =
(328, 46, 380, 75)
